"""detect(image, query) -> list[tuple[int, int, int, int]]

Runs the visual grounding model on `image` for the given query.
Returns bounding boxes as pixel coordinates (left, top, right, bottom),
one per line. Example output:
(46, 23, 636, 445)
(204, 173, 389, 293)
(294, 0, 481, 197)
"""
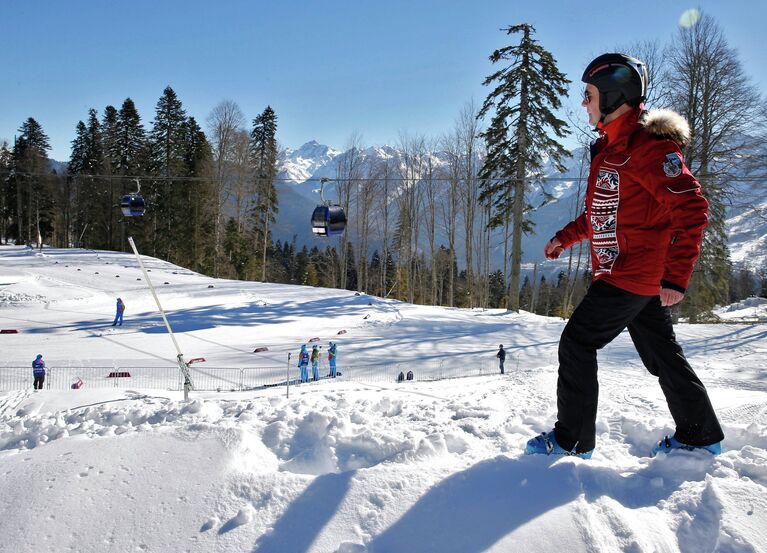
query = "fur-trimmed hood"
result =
(639, 108, 691, 147)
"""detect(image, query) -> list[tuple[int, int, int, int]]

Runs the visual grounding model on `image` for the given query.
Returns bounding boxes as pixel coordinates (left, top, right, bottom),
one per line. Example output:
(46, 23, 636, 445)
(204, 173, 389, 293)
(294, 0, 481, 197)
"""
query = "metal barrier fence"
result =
(0, 366, 181, 391)
(0, 358, 503, 392)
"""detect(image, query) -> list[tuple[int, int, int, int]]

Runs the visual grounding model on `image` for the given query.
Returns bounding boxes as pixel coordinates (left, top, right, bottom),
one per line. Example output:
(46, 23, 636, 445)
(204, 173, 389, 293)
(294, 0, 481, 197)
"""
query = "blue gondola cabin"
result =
(120, 194, 146, 217)
(311, 205, 346, 236)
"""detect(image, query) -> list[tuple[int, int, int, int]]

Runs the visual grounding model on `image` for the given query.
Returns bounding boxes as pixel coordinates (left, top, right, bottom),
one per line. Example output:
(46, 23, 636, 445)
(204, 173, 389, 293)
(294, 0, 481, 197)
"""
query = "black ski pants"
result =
(554, 280, 724, 453)
(33, 376, 45, 390)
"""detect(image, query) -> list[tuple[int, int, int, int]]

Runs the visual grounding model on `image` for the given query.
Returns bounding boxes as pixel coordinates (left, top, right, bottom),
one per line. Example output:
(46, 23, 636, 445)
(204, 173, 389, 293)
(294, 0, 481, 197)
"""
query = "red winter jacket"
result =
(556, 107, 707, 296)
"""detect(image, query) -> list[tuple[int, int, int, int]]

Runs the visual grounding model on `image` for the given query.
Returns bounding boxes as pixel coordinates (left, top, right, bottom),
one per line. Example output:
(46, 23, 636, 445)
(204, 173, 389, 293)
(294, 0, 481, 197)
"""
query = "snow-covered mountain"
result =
(278, 140, 342, 184)
(279, 143, 416, 204)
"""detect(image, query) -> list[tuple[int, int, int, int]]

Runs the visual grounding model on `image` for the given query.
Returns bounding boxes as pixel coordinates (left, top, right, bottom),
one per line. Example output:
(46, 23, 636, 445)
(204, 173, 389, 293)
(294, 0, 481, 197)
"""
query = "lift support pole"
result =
(128, 236, 194, 400)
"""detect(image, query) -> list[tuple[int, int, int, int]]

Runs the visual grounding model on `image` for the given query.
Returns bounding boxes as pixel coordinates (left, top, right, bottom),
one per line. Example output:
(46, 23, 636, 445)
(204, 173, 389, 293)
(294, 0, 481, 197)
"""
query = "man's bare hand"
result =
(544, 238, 564, 260)
(660, 288, 684, 306)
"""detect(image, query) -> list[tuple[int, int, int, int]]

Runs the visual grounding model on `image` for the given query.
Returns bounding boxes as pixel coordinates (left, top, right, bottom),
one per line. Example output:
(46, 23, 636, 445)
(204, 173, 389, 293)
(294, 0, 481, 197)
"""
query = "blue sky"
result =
(2, 0, 765, 161)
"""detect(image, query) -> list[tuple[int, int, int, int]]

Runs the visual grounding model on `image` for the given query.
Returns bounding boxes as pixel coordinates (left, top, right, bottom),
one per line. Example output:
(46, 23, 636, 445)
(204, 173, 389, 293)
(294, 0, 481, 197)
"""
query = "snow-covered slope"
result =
(0, 245, 766, 552)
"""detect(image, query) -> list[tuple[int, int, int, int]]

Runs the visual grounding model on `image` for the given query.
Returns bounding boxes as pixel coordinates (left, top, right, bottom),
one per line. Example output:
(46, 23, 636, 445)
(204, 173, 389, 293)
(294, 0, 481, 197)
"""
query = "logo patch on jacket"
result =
(662, 153, 682, 177)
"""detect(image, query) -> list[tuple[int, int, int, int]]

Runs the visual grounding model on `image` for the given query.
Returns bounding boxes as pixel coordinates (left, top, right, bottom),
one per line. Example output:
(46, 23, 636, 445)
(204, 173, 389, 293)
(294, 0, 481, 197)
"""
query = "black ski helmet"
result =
(582, 53, 648, 116)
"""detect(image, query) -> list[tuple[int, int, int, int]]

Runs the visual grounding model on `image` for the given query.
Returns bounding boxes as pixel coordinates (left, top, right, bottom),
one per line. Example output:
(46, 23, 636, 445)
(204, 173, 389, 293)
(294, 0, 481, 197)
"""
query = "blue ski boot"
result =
(651, 435, 721, 457)
(525, 430, 593, 459)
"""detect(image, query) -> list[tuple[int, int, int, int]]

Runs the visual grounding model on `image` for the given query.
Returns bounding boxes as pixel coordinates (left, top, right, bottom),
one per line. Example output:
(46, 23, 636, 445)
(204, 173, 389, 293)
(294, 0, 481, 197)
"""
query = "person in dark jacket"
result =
(112, 298, 125, 326)
(496, 344, 506, 375)
(297, 345, 309, 383)
(32, 354, 46, 390)
(526, 53, 723, 459)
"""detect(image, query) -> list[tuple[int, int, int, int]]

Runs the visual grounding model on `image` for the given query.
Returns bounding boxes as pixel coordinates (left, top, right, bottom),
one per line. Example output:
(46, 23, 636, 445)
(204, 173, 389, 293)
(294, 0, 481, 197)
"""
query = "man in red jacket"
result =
(526, 53, 724, 459)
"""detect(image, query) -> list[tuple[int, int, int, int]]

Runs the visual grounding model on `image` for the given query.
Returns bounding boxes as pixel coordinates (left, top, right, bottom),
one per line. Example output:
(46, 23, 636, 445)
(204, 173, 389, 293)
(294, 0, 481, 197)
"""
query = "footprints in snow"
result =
(718, 402, 767, 424)
(607, 414, 626, 442)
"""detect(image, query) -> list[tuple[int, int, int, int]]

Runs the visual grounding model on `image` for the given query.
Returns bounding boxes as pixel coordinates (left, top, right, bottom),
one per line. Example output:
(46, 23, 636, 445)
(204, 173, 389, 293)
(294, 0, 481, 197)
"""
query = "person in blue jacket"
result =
(311, 345, 321, 381)
(298, 345, 309, 383)
(328, 341, 338, 377)
(32, 354, 46, 390)
(112, 298, 125, 326)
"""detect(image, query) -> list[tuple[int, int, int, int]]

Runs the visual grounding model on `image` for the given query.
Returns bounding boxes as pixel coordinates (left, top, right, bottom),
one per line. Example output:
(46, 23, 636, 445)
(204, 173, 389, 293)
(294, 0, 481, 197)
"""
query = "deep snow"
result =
(1, 245, 766, 553)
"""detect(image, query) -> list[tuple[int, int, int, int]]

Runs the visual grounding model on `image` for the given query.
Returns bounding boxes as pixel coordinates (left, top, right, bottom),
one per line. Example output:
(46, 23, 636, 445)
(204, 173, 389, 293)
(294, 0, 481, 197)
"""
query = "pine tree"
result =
(63, 124, 87, 247)
(66, 109, 110, 248)
(68, 120, 89, 246)
(519, 275, 532, 311)
(179, 116, 215, 272)
(317, 245, 340, 289)
(345, 241, 358, 291)
(85, 109, 110, 247)
(68, 121, 88, 176)
(250, 106, 279, 282)
(478, 24, 570, 312)
(223, 217, 250, 279)
(295, 245, 310, 285)
(101, 106, 120, 249)
(0, 141, 13, 243)
(115, 98, 147, 175)
(101, 106, 119, 174)
(111, 98, 149, 251)
(84, 109, 104, 174)
(150, 87, 187, 176)
(147, 86, 188, 259)
(13, 118, 51, 245)
(384, 250, 396, 297)
(304, 261, 319, 286)
(18, 118, 51, 153)
(537, 275, 551, 315)
(488, 269, 506, 307)
(370, 250, 382, 296)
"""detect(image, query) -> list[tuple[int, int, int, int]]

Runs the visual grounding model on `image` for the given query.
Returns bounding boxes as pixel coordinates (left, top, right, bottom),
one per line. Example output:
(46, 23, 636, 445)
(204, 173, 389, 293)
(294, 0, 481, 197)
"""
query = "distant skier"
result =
(328, 341, 337, 377)
(298, 345, 309, 383)
(311, 345, 320, 381)
(32, 354, 46, 390)
(496, 344, 506, 375)
(112, 297, 125, 326)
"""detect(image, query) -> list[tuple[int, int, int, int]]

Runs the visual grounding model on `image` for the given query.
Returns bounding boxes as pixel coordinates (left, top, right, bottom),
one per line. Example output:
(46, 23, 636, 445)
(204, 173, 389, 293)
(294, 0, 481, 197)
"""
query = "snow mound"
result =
(716, 296, 767, 321)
